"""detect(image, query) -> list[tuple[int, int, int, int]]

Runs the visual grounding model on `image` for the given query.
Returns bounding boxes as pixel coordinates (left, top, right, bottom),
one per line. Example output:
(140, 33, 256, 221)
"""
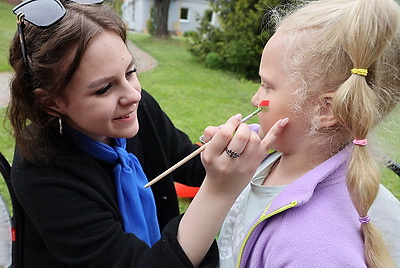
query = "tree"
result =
(187, 0, 290, 80)
(153, 0, 171, 39)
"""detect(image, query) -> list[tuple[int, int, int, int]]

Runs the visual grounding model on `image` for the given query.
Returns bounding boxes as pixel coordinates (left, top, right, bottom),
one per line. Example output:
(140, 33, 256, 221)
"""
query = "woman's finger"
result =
(201, 126, 219, 144)
(260, 118, 289, 152)
(204, 114, 242, 150)
(223, 123, 251, 159)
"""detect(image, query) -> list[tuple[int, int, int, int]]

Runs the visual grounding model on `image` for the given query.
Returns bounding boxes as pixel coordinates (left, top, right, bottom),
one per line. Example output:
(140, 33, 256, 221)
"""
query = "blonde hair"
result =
(272, 0, 400, 267)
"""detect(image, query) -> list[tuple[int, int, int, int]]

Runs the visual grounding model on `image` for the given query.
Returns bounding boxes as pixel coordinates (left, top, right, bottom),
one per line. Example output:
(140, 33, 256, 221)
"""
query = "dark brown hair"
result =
(7, 2, 127, 162)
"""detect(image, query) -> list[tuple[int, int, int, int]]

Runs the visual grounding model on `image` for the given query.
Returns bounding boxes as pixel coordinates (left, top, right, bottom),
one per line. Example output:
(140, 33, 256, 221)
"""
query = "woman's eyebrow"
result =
(127, 56, 135, 70)
(88, 75, 113, 89)
(87, 57, 136, 89)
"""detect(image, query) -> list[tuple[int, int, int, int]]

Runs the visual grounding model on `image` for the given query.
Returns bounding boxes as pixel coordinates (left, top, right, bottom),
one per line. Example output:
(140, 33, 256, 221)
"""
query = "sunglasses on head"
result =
(12, 0, 103, 65)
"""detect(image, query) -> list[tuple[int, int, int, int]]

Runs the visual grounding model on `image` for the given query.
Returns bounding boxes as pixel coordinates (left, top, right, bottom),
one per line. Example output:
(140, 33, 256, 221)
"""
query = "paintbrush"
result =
(144, 100, 270, 188)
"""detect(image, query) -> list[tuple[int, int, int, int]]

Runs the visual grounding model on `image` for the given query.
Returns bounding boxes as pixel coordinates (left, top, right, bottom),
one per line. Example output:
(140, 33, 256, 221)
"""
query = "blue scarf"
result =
(65, 126, 161, 246)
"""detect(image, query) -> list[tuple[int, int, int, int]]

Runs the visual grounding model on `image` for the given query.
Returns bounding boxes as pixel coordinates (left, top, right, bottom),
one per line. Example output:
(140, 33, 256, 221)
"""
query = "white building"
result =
(122, 0, 218, 36)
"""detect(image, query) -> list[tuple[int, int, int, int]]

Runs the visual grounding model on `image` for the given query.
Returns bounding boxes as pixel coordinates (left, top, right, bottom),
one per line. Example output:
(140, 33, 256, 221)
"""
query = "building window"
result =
(211, 12, 218, 25)
(180, 7, 189, 22)
(205, 10, 212, 22)
(203, 9, 215, 24)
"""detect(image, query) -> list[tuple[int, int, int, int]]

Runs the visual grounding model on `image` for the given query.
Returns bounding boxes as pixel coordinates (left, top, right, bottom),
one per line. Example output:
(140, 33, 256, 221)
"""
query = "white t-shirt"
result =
(218, 152, 286, 268)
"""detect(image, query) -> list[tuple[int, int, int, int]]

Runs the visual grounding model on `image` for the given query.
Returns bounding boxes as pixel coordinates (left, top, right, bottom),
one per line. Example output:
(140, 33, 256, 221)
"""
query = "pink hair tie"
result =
(359, 215, 370, 224)
(353, 139, 367, 146)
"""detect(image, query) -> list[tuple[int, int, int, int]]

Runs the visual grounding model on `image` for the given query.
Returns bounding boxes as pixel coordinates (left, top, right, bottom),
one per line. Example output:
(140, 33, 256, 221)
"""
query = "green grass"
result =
(375, 107, 400, 198)
(0, 1, 15, 72)
(0, 107, 14, 212)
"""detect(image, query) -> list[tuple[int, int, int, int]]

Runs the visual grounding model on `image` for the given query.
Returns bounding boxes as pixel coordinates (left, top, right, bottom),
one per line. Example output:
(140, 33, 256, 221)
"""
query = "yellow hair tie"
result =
(351, 68, 368, 76)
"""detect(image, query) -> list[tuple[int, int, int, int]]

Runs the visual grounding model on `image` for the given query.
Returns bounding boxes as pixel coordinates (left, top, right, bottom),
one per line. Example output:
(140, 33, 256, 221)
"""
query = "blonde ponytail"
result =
(331, 0, 399, 266)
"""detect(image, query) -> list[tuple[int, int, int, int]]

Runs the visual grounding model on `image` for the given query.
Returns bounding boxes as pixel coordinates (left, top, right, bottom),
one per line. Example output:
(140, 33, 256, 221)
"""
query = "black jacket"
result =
(130, 90, 205, 230)
(9, 90, 214, 267)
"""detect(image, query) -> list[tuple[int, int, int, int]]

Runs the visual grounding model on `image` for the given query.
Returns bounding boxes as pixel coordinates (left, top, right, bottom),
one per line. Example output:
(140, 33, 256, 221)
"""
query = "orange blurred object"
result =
(175, 182, 200, 198)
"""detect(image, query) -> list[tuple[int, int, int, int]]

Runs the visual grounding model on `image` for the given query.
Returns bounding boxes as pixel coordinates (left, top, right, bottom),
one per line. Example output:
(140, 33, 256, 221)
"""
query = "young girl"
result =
(7, 1, 287, 267)
(213, 0, 400, 267)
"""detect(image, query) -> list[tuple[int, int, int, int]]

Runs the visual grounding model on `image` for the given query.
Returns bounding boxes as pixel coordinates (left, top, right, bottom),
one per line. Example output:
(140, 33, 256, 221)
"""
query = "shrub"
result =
(187, 0, 289, 80)
(147, 6, 156, 36)
(205, 52, 224, 69)
(183, 31, 198, 38)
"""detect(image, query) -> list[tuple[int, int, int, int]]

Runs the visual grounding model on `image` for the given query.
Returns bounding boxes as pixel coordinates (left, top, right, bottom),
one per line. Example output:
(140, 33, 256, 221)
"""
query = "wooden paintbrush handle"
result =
(144, 143, 209, 188)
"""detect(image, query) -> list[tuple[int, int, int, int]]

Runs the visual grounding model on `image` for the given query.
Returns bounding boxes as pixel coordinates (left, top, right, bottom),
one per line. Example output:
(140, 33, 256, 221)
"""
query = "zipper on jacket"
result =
(236, 200, 298, 268)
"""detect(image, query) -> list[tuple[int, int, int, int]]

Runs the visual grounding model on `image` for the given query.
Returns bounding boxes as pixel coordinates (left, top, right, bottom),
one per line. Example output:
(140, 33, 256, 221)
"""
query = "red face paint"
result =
(258, 99, 270, 111)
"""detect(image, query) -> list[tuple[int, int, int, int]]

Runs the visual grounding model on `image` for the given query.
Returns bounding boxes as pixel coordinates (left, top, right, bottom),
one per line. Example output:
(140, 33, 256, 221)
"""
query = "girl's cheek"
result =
(258, 117, 273, 139)
(258, 121, 268, 139)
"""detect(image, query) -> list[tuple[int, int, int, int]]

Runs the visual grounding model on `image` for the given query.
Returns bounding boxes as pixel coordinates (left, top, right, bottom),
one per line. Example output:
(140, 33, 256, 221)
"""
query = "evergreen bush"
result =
(187, 0, 289, 80)
(205, 52, 224, 69)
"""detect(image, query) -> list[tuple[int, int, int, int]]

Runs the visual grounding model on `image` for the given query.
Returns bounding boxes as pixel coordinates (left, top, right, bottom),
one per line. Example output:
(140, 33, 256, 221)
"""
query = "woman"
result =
(7, 1, 287, 267)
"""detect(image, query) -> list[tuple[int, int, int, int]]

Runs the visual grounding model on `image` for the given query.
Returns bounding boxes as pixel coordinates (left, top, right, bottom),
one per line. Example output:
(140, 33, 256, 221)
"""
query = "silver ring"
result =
(199, 135, 206, 144)
(225, 148, 241, 159)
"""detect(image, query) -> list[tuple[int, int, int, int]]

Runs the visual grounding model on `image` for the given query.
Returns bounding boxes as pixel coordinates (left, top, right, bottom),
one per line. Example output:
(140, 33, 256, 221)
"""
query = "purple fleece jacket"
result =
(239, 146, 367, 267)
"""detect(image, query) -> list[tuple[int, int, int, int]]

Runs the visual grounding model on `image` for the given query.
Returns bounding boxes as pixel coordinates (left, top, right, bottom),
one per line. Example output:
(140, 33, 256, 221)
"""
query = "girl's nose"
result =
(251, 88, 262, 108)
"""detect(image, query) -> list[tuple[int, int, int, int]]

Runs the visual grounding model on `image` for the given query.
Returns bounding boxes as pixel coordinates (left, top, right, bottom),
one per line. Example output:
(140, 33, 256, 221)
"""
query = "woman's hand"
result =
(201, 114, 288, 198)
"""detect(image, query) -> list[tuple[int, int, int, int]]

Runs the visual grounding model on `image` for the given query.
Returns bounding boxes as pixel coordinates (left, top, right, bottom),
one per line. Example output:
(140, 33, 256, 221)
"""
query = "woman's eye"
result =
(95, 83, 112, 95)
(126, 68, 137, 79)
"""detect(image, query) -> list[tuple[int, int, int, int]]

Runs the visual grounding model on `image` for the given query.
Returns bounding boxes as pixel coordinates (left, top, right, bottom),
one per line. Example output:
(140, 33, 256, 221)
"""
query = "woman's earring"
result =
(59, 117, 63, 135)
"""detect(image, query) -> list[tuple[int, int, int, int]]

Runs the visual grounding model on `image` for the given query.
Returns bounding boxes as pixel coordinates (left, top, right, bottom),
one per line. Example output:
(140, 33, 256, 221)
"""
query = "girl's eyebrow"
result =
(259, 74, 269, 83)
(88, 56, 135, 89)
(259, 75, 276, 89)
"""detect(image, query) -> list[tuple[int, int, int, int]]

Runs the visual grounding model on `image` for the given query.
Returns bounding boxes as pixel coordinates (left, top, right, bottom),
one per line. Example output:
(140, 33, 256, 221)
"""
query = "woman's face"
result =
(55, 31, 142, 144)
(251, 31, 311, 154)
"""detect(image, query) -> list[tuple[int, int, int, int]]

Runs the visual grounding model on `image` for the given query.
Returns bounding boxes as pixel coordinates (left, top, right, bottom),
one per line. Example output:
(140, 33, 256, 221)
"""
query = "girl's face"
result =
(251, 32, 311, 154)
(55, 31, 142, 144)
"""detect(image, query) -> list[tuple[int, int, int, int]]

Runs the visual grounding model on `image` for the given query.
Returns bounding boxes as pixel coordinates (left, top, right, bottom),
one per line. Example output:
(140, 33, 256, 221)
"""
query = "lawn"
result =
(130, 33, 258, 142)
(0, 0, 15, 72)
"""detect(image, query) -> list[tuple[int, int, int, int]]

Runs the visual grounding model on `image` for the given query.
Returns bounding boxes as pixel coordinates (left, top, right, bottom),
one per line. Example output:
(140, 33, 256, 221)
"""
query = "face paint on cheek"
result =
(258, 99, 270, 110)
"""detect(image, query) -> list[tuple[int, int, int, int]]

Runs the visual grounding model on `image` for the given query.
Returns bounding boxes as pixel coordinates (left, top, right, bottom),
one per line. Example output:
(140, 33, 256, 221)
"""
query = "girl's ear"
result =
(314, 92, 337, 129)
(34, 88, 65, 117)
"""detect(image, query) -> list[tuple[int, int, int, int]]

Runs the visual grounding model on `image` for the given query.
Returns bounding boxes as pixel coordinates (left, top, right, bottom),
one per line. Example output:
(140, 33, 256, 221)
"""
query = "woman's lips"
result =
(115, 110, 135, 120)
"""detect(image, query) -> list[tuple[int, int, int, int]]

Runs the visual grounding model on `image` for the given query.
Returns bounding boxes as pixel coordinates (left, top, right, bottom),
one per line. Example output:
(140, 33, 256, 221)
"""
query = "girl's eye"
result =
(261, 81, 270, 90)
(95, 83, 112, 95)
(126, 68, 137, 79)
